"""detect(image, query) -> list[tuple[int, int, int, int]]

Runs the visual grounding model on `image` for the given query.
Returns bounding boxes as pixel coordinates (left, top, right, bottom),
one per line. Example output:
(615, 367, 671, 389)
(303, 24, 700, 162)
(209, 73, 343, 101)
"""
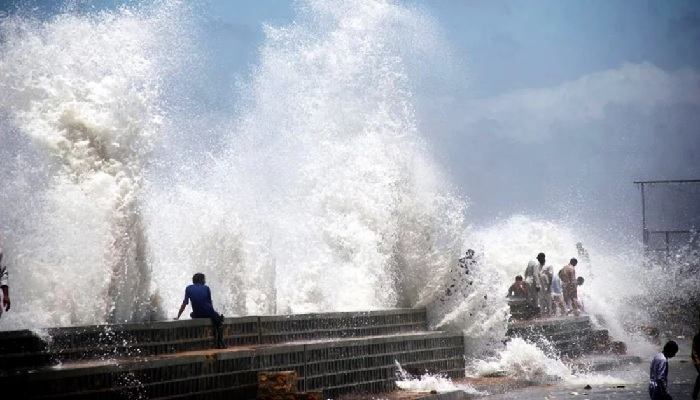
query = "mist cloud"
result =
(423, 62, 700, 241)
(460, 63, 700, 143)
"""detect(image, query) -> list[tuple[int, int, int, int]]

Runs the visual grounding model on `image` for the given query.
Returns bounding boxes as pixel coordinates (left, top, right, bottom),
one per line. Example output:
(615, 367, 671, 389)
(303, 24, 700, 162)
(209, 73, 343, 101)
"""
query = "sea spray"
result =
(146, 0, 468, 317)
(470, 337, 571, 382)
(0, 0, 468, 328)
(394, 360, 482, 395)
(0, 4, 691, 384)
(469, 337, 644, 387)
(0, 1, 193, 327)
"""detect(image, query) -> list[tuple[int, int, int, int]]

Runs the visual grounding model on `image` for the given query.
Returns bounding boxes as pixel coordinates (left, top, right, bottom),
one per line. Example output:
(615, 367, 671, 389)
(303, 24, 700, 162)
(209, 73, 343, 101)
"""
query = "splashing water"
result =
(0, 1, 194, 327)
(395, 360, 482, 395)
(0, 0, 467, 328)
(470, 338, 571, 382)
(468, 337, 639, 386)
(144, 0, 467, 318)
(0, 3, 696, 389)
(430, 215, 684, 380)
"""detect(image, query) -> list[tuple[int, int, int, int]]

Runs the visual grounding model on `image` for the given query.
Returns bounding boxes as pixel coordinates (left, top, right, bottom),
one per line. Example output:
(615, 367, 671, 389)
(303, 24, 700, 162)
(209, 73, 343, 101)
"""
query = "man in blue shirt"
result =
(649, 340, 679, 400)
(176, 273, 226, 349)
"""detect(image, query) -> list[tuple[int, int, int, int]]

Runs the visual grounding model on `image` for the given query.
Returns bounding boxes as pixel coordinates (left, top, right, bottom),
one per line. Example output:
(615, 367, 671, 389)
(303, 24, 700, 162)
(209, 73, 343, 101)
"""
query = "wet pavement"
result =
(483, 350, 698, 399)
(341, 339, 699, 400)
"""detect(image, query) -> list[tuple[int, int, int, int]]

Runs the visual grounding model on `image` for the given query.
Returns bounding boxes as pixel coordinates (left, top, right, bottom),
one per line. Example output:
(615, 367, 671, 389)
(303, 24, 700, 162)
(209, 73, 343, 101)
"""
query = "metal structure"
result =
(634, 179, 700, 258)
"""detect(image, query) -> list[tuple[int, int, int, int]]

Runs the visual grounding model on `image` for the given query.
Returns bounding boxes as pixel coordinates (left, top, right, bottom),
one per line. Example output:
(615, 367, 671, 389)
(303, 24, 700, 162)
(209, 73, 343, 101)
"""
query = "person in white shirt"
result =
(524, 253, 546, 315)
(540, 264, 553, 316)
(550, 269, 566, 316)
(649, 340, 678, 400)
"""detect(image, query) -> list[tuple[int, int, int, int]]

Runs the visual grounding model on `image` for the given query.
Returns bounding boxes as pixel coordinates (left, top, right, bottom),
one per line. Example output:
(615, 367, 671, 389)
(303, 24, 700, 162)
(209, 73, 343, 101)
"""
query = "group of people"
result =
(507, 252, 584, 318)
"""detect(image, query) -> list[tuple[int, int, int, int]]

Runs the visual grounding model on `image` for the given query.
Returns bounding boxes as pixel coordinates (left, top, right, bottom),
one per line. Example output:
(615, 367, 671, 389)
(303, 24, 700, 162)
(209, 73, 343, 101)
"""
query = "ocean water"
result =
(0, 0, 697, 387)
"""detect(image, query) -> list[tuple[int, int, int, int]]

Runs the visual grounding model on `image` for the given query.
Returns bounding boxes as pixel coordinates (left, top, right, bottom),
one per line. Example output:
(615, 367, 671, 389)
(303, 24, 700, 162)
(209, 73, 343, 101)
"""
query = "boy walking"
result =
(649, 340, 679, 400)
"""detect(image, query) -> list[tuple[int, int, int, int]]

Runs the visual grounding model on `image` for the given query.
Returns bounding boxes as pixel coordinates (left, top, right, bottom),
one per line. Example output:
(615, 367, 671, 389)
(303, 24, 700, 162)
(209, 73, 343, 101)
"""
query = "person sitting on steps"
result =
(176, 273, 226, 349)
(507, 275, 528, 299)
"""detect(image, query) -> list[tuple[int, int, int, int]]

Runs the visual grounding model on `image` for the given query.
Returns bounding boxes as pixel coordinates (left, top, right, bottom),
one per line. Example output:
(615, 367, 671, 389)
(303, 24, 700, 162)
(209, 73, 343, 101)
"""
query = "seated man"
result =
(507, 275, 528, 299)
(507, 275, 537, 320)
(176, 273, 226, 349)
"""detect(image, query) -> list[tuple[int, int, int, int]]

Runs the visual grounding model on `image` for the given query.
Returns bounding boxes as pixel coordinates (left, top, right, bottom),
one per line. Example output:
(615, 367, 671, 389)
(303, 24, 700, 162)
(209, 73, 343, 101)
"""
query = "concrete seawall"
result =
(0, 310, 623, 399)
(0, 309, 465, 399)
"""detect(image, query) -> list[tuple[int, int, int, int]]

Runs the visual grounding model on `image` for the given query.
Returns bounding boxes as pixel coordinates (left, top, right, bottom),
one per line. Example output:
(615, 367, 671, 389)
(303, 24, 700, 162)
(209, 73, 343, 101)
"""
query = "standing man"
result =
(550, 268, 567, 316)
(540, 264, 554, 317)
(524, 253, 546, 316)
(649, 340, 679, 400)
(560, 258, 580, 316)
(0, 246, 10, 317)
(692, 315, 700, 400)
(176, 273, 226, 349)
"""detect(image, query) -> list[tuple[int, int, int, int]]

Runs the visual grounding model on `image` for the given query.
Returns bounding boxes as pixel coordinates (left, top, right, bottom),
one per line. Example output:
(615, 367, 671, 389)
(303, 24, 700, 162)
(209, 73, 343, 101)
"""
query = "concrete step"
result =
(0, 308, 428, 370)
(564, 354, 644, 372)
(505, 316, 616, 358)
(0, 331, 465, 400)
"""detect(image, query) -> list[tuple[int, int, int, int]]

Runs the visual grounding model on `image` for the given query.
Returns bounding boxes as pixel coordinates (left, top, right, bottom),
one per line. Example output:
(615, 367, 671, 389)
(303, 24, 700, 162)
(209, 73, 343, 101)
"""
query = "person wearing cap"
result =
(0, 246, 10, 316)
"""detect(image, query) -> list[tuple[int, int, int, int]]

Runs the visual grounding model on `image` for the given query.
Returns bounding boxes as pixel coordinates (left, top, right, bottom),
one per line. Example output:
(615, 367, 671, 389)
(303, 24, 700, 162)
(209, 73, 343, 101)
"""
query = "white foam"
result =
(395, 361, 482, 395)
(470, 337, 571, 382)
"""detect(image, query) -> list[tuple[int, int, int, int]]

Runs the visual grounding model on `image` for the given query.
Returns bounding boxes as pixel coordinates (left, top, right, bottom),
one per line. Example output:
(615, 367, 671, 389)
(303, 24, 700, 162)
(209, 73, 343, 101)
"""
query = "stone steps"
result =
(0, 309, 428, 370)
(0, 309, 465, 399)
(505, 315, 623, 358)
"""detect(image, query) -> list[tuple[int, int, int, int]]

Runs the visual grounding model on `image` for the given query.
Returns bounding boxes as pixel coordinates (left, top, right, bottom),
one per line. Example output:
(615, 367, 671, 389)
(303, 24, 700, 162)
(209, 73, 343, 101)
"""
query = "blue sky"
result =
(431, 0, 700, 95)
(4, 0, 698, 97)
(190, 0, 700, 98)
(6, 0, 698, 94)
